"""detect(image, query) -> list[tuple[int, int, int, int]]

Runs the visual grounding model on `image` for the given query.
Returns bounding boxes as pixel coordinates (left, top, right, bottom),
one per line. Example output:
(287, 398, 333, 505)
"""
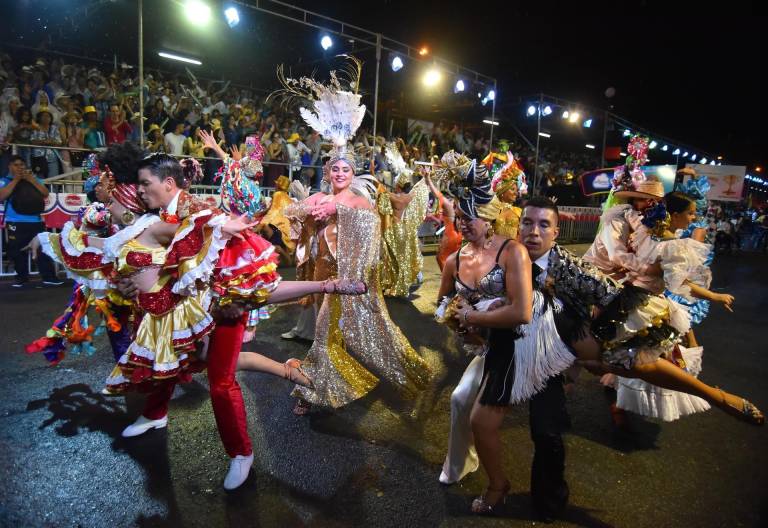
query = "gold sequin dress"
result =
(493, 202, 522, 240)
(291, 204, 432, 408)
(379, 179, 430, 297)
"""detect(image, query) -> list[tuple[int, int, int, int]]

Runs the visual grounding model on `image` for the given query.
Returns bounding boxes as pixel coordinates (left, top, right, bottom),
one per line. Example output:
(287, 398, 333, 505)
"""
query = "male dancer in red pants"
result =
(117, 154, 256, 490)
(116, 153, 364, 490)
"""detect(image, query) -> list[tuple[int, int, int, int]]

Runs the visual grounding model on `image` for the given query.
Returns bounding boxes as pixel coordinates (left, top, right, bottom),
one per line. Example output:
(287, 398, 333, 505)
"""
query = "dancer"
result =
(271, 57, 432, 414)
(379, 142, 430, 297)
(484, 150, 527, 240)
(434, 154, 593, 517)
(574, 138, 763, 424)
(424, 168, 462, 271)
(615, 191, 731, 420)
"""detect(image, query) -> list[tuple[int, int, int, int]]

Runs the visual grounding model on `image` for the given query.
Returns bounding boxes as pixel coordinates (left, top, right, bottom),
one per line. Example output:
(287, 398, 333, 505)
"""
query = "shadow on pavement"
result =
(26, 383, 184, 526)
(444, 489, 616, 527)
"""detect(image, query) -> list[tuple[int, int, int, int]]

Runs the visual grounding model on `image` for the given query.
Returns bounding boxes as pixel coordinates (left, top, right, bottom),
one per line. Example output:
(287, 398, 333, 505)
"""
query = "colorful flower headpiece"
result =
(641, 201, 670, 238)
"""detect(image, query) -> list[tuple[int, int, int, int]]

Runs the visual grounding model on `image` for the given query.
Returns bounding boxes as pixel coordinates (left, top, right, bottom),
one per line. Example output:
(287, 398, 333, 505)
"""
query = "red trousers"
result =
(143, 314, 252, 458)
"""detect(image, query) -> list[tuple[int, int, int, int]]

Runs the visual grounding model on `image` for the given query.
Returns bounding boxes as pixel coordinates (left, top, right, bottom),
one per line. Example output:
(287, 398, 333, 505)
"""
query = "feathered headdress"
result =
(488, 152, 527, 198)
(270, 56, 365, 176)
(384, 141, 414, 188)
(434, 150, 493, 220)
(239, 135, 265, 180)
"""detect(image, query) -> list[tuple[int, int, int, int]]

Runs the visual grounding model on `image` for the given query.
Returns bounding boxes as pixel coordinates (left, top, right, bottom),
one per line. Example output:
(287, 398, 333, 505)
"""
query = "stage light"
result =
(710, 160, 716, 165)
(661, 145, 668, 151)
(690, 154, 697, 161)
(477, 92, 482, 98)
(542, 105, 552, 116)
(683, 151, 689, 157)
(419, 46, 429, 56)
(717, 162, 722, 165)
(320, 35, 333, 50)
(538, 132, 551, 138)
(158, 52, 202, 65)
(673, 148, 681, 155)
(717, 155, 723, 160)
(487, 89, 496, 101)
(757, 166, 763, 172)
(583, 118, 593, 128)
(391, 55, 404, 72)
(585, 144, 596, 149)
(649, 140, 657, 149)
(568, 112, 580, 124)
(423, 68, 441, 87)
(481, 97, 489, 106)
(620, 152, 627, 157)
(527, 105, 537, 116)
(623, 129, 631, 137)
(454, 79, 465, 92)
(224, 7, 239, 27)
(184, 0, 211, 25)
(483, 119, 500, 126)
(562, 110, 570, 119)
(700, 157, 707, 164)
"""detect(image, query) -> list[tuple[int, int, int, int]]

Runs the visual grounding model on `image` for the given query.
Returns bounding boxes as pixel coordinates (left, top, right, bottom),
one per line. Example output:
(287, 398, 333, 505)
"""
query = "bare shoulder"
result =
(499, 239, 531, 267)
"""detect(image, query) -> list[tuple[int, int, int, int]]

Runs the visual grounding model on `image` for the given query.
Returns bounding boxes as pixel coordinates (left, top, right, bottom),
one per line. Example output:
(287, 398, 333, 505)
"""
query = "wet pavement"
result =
(1, 248, 766, 528)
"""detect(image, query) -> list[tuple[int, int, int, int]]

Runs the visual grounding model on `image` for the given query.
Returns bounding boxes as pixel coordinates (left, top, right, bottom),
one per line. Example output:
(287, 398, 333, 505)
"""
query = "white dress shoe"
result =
(121, 415, 168, 438)
(223, 453, 254, 490)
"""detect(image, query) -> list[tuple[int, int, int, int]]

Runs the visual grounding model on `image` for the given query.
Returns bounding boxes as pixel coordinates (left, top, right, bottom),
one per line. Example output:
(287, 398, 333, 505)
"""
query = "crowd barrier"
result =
(1, 143, 602, 278)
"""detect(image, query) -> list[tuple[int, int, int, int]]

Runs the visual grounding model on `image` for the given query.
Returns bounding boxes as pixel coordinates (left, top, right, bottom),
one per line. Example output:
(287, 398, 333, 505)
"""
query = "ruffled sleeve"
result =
(38, 222, 112, 294)
(660, 238, 713, 299)
(167, 210, 230, 296)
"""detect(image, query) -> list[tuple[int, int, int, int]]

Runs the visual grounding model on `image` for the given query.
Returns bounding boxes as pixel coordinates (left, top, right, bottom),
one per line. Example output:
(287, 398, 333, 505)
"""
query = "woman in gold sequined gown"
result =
(286, 159, 432, 413)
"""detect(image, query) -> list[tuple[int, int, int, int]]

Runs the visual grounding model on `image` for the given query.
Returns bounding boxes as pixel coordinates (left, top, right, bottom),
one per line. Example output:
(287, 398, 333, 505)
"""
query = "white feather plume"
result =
(384, 142, 411, 177)
(299, 90, 366, 147)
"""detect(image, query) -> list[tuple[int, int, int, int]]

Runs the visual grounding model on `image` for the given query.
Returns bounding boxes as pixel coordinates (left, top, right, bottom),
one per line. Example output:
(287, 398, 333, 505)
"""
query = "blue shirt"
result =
(0, 175, 46, 223)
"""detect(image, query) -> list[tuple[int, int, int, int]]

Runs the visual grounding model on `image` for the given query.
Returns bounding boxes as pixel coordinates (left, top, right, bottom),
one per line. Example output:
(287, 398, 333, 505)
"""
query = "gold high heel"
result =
(717, 388, 765, 426)
(470, 480, 511, 515)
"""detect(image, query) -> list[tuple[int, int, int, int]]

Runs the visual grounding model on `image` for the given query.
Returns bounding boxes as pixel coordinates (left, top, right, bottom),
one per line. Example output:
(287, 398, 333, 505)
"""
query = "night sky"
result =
(5, 0, 765, 169)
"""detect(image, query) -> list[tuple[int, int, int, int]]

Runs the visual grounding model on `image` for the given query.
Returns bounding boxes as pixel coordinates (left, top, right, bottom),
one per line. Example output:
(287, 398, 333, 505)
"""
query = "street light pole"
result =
(371, 33, 381, 171)
(489, 81, 497, 148)
(138, 0, 145, 147)
(601, 110, 608, 167)
(533, 92, 543, 193)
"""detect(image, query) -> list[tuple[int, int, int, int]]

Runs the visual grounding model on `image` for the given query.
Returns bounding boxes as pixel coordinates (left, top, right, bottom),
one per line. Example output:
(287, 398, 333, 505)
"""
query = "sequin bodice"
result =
(454, 240, 511, 303)
(116, 239, 167, 275)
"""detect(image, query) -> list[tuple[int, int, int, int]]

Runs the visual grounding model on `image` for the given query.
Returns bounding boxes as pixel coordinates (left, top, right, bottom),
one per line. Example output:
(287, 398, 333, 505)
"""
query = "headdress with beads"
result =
(270, 56, 365, 179)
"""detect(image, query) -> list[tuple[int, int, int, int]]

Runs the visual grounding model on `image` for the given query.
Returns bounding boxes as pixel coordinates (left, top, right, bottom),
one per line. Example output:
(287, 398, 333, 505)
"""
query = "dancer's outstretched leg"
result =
(570, 336, 764, 425)
(237, 351, 312, 387)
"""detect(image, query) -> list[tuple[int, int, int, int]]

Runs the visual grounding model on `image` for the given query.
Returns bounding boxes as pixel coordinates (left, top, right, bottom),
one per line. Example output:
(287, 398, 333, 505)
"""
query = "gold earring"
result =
(121, 210, 136, 225)
(485, 224, 494, 239)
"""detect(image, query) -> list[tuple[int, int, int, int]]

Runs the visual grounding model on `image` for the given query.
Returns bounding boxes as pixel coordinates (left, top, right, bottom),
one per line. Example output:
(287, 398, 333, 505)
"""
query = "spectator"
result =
(223, 114, 242, 150)
(103, 103, 132, 145)
(184, 125, 205, 157)
(285, 132, 310, 177)
(30, 110, 62, 178)
(146, 124, 165, 153)
(80, 105, 105, 150)
(12, 107, 34, 165)
(164, 120, 186, 155)
(146, 98, 169, 131)
(59, 110, 85, 173)
(264, 130, 285, 188)
(0, 155, 61, 286)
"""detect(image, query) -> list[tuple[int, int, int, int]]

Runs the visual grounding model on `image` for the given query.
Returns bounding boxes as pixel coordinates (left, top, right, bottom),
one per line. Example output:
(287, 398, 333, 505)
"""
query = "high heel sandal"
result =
(284, 359, 314, 389)
(717, 388, 765, 426)
(471, 480, 511, 515)
(292, 398, 312, 416)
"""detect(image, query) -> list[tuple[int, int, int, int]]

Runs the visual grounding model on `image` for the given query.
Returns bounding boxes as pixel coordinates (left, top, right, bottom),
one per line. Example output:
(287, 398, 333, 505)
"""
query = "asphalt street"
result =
(1, 248, 766, 528)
